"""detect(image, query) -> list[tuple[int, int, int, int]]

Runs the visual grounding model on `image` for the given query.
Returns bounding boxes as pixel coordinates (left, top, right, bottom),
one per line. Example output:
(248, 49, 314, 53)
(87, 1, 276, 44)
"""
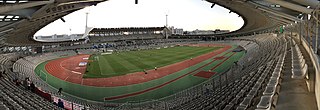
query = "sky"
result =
(34, 0, 244, 36)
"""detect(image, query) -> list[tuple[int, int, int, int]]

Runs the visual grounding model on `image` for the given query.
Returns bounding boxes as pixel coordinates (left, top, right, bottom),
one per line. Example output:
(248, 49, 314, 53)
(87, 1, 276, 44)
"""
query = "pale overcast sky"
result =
(35, 0, 244, 36)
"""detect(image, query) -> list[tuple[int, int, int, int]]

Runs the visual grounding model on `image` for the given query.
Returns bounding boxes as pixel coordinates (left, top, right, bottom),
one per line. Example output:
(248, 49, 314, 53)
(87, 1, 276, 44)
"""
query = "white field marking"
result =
(97, 55, 105, 76)
(71, 71, 82, 75)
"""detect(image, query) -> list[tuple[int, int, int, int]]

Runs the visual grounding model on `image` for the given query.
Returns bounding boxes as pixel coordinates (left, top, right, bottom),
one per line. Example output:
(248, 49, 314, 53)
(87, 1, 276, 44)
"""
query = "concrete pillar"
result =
(307, 20, 312, 49)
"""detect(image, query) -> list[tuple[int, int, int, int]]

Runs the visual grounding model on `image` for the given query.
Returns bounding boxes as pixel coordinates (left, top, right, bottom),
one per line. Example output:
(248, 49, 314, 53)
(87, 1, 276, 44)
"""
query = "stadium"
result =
(0, 0, 320, 110)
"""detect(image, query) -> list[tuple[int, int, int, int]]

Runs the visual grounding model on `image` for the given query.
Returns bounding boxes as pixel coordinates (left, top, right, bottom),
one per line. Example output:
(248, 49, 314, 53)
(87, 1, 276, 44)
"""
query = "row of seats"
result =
(291, 40, 308, 79)
(0, 52, 21, 68)
(89, 34, 164, 43)
(255, 48, 286, 109)
(76, 49, 98, 54)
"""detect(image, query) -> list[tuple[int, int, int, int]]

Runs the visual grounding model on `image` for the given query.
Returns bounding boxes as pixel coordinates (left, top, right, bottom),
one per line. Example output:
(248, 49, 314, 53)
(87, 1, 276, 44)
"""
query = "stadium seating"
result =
(13, 50, 77, 92)
(89, 34, 164, 43)
(12, 51, 74, 93)
(0, 77, 61, 110)
(0, 53, 22, 68)
(0, 33, 295, 110)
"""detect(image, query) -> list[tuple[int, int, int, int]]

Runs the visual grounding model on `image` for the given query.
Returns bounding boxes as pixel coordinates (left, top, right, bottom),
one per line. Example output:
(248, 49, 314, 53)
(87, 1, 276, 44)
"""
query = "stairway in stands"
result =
(276, 38, 317, 110)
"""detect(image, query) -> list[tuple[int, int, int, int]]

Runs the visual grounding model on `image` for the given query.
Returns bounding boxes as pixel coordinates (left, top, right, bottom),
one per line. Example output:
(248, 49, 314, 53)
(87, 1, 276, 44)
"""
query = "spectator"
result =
(14, 78, 20, 86)
(58, 88, 63, 95)
(27, 78, 31, 90)
(2, 70, 5, 76)
(0, 71, 3, 78)
(53, 102, 58, 106)
(143, 69, 147, 74)
(58, 99, 64, 109)
(22, 78, 28, 90)
(30, 82, 35, 92)
(205, 87, 210, 95)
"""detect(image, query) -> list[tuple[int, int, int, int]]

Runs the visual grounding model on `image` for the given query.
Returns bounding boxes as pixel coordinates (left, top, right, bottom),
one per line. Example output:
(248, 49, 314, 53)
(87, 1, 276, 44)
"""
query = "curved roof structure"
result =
(207, 0, 315, 37)
(0, 0, 318, 44)
(0, 0, 107, 46)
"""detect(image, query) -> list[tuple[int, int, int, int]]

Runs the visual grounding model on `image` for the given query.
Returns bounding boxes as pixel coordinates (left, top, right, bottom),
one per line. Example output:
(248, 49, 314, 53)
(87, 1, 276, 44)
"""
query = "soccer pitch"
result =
(84, 46, 222, 78)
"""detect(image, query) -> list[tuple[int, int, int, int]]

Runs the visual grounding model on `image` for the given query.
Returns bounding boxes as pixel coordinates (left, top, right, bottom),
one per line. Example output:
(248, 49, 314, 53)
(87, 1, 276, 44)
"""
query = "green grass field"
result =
(84, 46, 222, 78)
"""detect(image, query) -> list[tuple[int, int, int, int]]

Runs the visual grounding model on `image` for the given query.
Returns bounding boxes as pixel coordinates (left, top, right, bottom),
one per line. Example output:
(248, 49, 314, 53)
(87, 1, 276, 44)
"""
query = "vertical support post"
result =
(306, 20, 309, 45)
(316, 11, 319, 54)
(300, 21, 302, 44)
(291, 28, 293, 45)
(308, 19, 312, 50)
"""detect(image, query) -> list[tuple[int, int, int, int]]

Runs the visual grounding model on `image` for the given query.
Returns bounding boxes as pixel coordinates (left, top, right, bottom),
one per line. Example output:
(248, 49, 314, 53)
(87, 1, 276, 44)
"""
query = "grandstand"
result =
(88, 27, 168, 43)
(0, 0, 320, 110)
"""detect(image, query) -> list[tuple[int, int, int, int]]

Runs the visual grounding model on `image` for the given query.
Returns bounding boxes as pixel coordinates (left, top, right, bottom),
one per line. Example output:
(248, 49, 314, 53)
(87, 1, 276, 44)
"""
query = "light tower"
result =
(166, 14, 168, 27)
(85, 12, 89, 32)
(165, 14, 169, 39)
(83, 12, 91, 43)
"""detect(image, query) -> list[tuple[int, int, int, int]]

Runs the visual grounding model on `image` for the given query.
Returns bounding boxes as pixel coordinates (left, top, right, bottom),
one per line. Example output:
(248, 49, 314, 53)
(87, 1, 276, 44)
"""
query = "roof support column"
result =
(316, 11, 319, 54)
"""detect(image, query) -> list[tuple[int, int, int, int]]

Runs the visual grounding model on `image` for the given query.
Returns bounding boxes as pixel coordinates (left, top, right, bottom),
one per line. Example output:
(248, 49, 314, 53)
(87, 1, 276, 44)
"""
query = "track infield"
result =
(85, 46, 223, 78)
